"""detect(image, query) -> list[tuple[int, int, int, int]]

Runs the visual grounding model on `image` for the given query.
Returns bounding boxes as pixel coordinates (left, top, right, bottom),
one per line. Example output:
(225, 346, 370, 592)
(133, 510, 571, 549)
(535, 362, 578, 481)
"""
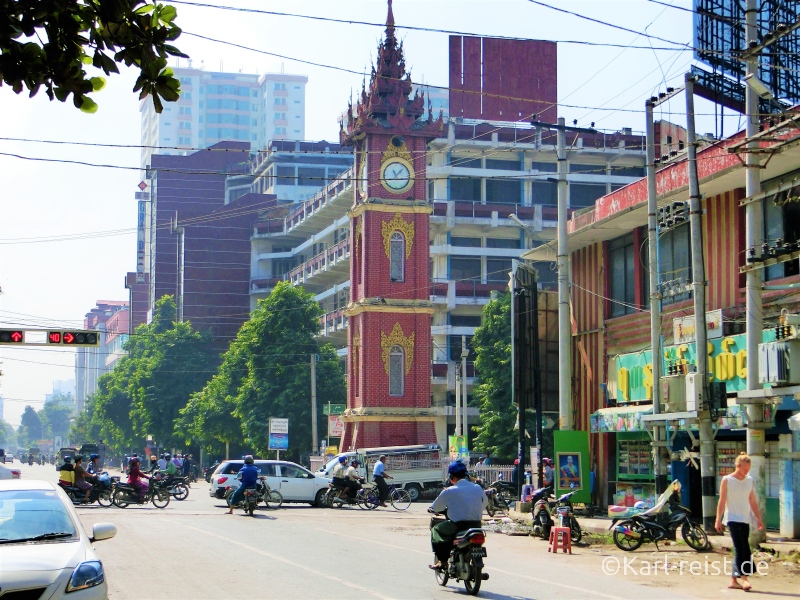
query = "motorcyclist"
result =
(127, 456, 150, 502)
(428, 460, 487, 571)
(58, 456, 75, 486)
(73, 455, 93, 503)
(163, 454, 177, 476)
(86, 454, 101, 476)
(148, 455, 158, 473)
(226, 455, 260, 514)
(331, 455, 348, 495)
(344, 459, 364, 501)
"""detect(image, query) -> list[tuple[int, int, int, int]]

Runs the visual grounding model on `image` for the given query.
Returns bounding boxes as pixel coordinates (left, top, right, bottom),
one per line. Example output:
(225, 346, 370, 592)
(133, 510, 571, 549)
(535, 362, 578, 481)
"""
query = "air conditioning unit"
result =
(759, 339, 800, 385)
(660, 375, 686, 412)
(685, 373, 701, 412)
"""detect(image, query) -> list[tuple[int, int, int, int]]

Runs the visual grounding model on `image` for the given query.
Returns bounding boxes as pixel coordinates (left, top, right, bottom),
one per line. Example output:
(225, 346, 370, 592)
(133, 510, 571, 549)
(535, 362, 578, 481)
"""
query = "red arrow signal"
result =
(63, 332, 75, 344)
(10, 331, 22, 342)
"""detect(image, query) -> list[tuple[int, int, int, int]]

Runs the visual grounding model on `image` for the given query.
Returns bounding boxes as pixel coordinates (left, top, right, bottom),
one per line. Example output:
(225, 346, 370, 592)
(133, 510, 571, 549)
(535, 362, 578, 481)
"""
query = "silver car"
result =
(0, 479, 116, 599)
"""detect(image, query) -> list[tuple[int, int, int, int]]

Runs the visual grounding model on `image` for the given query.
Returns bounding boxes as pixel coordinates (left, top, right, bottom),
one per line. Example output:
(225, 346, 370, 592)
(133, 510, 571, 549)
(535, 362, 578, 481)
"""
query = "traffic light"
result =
(47, 332, 62, 344)
(0, 330, 24, 344)
(61, 331, 99, 346)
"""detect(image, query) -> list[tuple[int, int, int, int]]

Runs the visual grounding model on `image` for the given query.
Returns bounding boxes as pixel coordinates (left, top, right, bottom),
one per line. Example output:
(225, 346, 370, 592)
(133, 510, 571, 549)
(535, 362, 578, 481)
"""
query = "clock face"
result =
(381, 159, 413, 193)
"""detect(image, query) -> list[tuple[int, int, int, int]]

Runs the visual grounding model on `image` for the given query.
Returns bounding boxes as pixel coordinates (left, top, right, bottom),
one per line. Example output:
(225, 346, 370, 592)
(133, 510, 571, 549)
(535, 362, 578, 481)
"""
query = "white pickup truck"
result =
(317, 444, 445, 502)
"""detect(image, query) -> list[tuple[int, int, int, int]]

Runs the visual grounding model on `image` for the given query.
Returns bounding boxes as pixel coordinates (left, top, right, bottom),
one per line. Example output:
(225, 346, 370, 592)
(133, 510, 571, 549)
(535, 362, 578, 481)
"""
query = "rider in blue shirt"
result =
(226, 455, 260, 514)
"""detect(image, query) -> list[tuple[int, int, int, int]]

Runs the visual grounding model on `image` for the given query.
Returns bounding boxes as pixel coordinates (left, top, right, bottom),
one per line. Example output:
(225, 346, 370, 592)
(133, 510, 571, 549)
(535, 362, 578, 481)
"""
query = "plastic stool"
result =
(548, 526, 572, 554)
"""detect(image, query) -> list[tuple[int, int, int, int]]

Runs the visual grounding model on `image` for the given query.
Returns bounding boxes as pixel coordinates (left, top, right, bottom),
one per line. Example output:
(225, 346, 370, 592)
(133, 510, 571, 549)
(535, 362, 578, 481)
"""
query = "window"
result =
(487, 258, 513, 282)
(615, 166, 646, 177)
(251, 89, 258, 97)
(486, 179, 522, 204)
(448, 335, 475, 360)
(390, 232, 405, 282)
(276, 166, 295, 186)
(298, 167, 324, 186)
(449, 314, 482, 327)
(570, 163, 604, 175)
(279, 464, 309, 479)
(532, 181, 557, 205)
(571, 184, 606, 208)
(609, 233, 636, 317)
(451, 236, 481, 247)
(765, 195, 800, 281)
(389, 346, 404, 396)
(486, 159, 522, 171)
(449, 156, 482, 169)
(487, 237, 521, 249)
(532, 162, 557, 172)
(450, 256, 481, 281)
(659, 223, 692, 305)
(450, 178, 481, 201)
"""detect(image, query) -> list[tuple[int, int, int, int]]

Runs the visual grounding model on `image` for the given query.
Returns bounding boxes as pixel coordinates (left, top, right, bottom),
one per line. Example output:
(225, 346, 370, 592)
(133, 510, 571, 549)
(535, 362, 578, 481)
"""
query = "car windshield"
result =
(0, 490, 77, 544)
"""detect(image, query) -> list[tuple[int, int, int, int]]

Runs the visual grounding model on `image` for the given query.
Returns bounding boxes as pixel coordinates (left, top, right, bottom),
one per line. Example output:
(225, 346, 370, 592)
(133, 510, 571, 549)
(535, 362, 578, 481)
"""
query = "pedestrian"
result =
(182, 454, 192, 478)
(481, 451, 491, 466)
(157, 454, 167, 471)
(542, 457, 555, 487)
(715, 452, 764, 592)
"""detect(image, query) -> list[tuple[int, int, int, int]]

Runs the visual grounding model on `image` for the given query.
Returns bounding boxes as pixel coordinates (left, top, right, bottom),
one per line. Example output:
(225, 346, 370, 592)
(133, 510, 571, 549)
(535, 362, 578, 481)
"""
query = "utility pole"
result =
(172, 214, 185, 322)
(686, 73, 715, 532)
(461, 335, 469, 441)
(744, 0, 767, 543)
(556, 117, 572, 431)
(455, 363, 461, 437)
(645, 95, 666, 495)
(311, 354, 318, 455)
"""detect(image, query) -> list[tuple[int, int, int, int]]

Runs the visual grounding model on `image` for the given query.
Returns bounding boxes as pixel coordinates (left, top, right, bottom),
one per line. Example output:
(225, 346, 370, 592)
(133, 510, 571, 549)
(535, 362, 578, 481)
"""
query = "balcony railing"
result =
(320, 309, 347, 336)
(429, 278, 507, 299)
(287, 239, 351, 286)
(250, 277, 282, 292)
(431, 201, 565, 222)
(431, 361, 478, 379)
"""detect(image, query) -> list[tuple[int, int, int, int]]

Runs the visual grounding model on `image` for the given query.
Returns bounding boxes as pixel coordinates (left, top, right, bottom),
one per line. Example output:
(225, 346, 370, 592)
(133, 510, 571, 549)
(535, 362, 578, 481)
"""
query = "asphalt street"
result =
(9, 461, 775, 600)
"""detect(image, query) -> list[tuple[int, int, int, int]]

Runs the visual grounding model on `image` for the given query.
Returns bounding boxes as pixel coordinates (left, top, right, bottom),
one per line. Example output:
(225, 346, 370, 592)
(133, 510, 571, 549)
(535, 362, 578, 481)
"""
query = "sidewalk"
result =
(506, 509, 800, 555)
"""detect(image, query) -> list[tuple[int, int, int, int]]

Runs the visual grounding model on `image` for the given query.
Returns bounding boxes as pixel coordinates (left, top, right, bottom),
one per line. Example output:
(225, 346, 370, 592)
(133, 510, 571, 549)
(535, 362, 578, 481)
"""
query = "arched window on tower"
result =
(389, 345, 405, 396)
(390, 231, 405, 282)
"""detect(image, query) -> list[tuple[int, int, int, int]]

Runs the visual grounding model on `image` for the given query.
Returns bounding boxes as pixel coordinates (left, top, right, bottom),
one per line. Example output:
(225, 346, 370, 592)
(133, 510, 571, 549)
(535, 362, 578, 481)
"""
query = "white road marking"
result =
(164, 519, 395, 600)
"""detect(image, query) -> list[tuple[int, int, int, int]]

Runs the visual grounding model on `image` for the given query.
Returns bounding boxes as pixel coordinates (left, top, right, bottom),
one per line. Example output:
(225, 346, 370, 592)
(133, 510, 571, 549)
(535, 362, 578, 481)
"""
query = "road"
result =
(9, 461, 798, 600)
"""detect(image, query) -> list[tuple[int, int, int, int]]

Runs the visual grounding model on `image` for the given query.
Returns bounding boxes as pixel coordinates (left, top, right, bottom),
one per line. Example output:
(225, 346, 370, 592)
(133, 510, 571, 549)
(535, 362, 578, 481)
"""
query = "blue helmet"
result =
(89, 454, 99, 460)
(338, 456, 347, 464)
(447, 461, 468, 477)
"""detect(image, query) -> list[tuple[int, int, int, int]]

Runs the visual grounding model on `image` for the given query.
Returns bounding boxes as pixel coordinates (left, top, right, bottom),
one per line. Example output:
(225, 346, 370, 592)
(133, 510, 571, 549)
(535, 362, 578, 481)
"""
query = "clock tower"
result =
(339, 0, 444, 450)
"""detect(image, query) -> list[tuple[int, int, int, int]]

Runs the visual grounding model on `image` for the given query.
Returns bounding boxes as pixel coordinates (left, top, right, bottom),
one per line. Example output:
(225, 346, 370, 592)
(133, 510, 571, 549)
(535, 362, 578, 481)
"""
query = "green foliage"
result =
(90, 295, 217, 452)
(180, 282, 346, 459)
(40, 400, 74, 438)
(0, 419, 16, 448)
(0, 0, 188, 112)
(68, 395, 103, 447)
(470, 292, 518, 460)
(17, 405, 43, 447)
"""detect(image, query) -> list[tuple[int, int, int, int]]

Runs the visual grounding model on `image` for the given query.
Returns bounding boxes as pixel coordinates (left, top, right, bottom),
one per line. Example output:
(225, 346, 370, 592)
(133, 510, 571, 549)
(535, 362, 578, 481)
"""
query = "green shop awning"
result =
(591, 405, 653, 433)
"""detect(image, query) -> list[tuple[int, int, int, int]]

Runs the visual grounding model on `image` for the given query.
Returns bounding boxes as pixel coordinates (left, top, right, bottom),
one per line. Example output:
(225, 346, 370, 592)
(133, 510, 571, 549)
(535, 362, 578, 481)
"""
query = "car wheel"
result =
(405, 484, 422, 502)
(314, 489, 327, 507)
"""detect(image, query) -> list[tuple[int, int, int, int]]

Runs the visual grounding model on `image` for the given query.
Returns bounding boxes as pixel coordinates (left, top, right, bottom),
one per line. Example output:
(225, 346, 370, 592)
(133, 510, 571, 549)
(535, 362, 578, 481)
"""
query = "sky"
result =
(0, 0, 746, 427)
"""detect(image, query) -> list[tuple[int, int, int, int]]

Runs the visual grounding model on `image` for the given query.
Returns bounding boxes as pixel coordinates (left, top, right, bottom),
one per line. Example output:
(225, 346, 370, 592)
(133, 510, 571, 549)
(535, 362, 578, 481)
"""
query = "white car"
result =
(0, 479, 116, 599)
(4, 453, 14, 463)
(208, 460, 331, 506)
(0, 463, 21, 479)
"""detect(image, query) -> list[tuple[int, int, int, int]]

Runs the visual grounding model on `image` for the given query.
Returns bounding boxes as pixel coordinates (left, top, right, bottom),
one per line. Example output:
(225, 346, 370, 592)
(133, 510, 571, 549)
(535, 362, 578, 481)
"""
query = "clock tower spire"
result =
(339, 0, 443, 450)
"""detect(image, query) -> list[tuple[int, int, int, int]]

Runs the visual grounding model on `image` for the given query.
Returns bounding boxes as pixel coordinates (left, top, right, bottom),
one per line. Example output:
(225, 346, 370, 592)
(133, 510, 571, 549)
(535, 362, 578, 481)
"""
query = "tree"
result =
(1, 0, 187, 113)
(40, 401, 74, 439)
(17, 405, 43, 447)
(91, 295, 217, 452)
(0, 419, 16, 448)
(470, 292, 518, 460)
(184, 282, 346, 459)
(68, 394, 103, 448)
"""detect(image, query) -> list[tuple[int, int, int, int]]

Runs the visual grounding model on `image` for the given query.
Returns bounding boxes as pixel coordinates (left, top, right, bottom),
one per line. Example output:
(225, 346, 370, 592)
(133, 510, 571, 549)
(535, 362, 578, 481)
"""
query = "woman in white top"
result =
(714, 452, 764, 592)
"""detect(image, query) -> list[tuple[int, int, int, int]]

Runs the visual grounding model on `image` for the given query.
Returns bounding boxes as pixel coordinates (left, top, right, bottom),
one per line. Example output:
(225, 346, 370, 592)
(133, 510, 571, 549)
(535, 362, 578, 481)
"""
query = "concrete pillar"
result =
(779, 430, 800, 538)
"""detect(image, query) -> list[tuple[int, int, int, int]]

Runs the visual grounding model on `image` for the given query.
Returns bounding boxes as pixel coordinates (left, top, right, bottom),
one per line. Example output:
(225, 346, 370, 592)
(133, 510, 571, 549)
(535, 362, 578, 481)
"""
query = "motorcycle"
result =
(324, 477, 361, 507)
(484, 486, 509, 517)
(531, 484, 555, 539)
(112, 476, 171, 509)
(610, 480, 708, 552)
(224, 477, 283, 511)
(489, 477, 517, 505)
(429, 512, 489, 596)
(59, 472, 116, 507)
(552, 490, 582, 543)
(28, 456, 34, 467)
(153, 472, 190, 501)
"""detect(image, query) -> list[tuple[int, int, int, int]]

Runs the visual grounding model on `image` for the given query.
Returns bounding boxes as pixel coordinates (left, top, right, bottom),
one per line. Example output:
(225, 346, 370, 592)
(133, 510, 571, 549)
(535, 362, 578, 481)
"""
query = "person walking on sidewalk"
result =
(715, 452, 764, 592)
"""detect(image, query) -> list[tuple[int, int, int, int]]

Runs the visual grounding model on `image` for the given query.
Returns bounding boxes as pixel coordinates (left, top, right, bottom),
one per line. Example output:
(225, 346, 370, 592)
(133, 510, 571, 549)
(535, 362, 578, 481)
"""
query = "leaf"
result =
(159, 5, 177, 23)
(80, 96, 98, 114)
(90, 77, 106, 92)
(134, 4, 156, 15)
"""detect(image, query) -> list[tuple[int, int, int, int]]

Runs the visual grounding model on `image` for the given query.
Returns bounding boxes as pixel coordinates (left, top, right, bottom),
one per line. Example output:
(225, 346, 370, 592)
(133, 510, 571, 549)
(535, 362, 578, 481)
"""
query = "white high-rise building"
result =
(140, 66, 307, 169)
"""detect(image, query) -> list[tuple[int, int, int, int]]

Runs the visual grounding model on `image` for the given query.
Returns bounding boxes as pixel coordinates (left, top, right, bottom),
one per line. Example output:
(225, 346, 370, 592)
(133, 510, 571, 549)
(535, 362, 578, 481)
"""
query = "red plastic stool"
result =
(548, 526, 572, 554)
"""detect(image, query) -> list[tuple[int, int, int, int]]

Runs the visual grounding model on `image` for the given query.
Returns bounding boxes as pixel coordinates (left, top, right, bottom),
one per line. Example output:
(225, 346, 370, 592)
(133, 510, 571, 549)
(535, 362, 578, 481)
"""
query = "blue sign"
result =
(269, 433, 288, 451)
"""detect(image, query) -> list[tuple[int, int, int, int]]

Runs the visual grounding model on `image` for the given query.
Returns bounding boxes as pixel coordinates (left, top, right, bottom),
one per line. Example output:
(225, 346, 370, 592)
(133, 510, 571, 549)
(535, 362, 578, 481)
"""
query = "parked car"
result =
(0, 479, 116, 599)
(0, 464, 21, 479)
(208, 459, 331, 506)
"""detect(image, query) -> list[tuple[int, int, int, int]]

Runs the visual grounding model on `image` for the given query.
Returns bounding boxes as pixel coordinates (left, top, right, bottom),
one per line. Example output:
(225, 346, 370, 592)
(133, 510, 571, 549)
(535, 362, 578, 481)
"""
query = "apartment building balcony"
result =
(430, 201, 560, 233)
(286, 239, 350, 291)
(429, 279, 507, 307)
(250, 277, 282, 295)
(274, 90, 289, 97)
(431, 361, 477, 388)
(320, 309, 348, 345)
(252, 167, 354, 240)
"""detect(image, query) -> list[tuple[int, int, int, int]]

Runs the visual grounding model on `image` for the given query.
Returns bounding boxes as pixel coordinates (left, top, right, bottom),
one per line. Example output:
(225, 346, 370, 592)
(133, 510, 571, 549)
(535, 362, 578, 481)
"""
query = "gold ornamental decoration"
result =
(353, 219, 363, 256)
(380, 322, 415, 374)
(382, 137, 412, 164)
(381, 212, 414, 259)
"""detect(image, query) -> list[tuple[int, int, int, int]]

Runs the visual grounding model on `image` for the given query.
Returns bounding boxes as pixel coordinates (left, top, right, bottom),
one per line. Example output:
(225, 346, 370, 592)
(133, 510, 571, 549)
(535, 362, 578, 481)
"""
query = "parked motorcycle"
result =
(484, 486, 509, 517)
(553, 490, 582, 543)
(531, 484, 555, 539)
(59, 472, 116, 507)
(610, 480, 708, 552)
(489, 478, 517, 505)
(429, 513, 489, 596)
(112, 476, 171, 508)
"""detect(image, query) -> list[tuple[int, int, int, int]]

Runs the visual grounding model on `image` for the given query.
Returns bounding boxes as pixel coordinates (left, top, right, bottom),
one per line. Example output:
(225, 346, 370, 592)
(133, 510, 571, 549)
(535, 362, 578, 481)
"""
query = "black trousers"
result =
(374, 475, 389, 502)
(728, 521, 753, 577)
(431, 520, 483, 563)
